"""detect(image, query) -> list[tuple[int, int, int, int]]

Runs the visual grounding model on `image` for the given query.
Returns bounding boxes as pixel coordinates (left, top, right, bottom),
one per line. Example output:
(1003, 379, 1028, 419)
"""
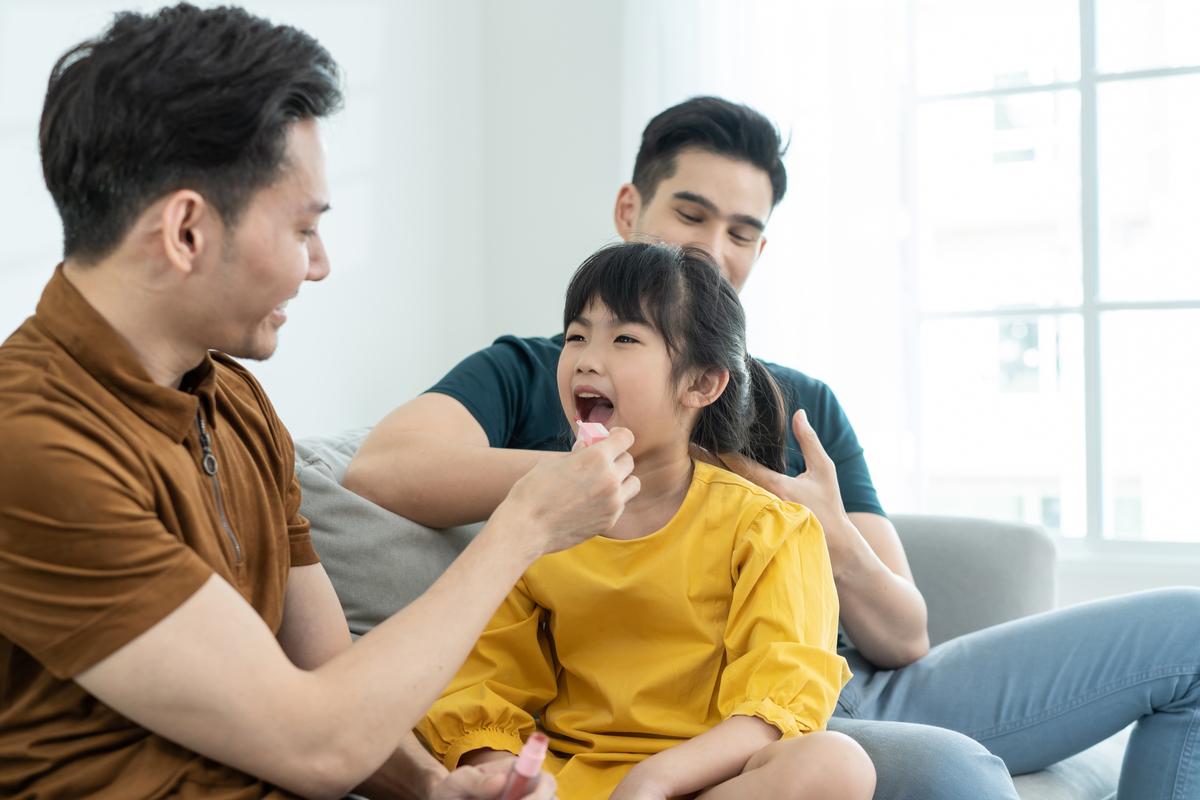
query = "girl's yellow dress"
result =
(418, 461, 850, 799)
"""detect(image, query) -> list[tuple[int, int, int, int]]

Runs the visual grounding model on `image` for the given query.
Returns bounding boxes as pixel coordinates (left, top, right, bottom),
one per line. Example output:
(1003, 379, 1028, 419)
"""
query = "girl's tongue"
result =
(586, 400, 614, 425)
(576, 394, 615, 425)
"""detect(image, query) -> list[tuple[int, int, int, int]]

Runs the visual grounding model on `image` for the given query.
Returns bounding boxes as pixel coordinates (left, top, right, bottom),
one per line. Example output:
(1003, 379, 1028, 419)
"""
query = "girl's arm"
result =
(612, 715, 780, 798)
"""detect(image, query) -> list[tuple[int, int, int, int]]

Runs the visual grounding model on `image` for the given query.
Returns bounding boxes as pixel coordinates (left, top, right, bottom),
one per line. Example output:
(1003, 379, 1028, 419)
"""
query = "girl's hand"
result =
(609, 766, 671, 800)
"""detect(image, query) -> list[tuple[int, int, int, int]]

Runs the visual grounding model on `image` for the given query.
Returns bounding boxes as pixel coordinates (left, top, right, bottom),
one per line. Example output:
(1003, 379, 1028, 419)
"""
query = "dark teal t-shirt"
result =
(427, 334, 885, 517)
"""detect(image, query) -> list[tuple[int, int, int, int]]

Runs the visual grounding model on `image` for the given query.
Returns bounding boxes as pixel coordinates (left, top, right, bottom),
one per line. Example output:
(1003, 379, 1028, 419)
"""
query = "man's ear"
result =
(613, 183, 642, 241)
(756, 233, 768, 260)
(159, 189, 211, 276)
(681, 367, 731, 410)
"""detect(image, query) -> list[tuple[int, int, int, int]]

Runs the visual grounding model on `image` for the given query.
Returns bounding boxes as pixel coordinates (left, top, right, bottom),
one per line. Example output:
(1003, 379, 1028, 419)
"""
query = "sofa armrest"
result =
(890, 514, 1057, 647)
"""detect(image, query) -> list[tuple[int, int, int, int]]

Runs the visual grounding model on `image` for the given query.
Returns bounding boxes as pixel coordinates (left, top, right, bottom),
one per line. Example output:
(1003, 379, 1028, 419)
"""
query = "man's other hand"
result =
(430, 757, 556, 799)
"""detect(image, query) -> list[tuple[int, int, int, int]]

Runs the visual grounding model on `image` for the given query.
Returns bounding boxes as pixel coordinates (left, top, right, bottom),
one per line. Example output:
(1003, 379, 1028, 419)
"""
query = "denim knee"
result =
(1153, 586, 1200, 619)
(830, 719, 1017, 800)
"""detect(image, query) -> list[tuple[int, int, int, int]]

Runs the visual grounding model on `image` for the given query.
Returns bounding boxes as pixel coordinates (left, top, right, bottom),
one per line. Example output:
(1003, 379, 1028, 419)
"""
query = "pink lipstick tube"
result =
(575, 420, 610, 447)
(497, 732, 549, 800)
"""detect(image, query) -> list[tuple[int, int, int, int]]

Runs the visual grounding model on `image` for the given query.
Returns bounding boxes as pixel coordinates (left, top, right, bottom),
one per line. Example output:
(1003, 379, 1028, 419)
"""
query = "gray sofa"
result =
(295, 429, 1127, 799)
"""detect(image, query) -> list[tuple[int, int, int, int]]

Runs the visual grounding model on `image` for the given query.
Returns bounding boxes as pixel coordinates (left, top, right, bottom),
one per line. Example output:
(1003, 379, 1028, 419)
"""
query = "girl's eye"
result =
(565, 333, 585, 343)
(615, 335, 639, 344)
(301, 229, 317, 239)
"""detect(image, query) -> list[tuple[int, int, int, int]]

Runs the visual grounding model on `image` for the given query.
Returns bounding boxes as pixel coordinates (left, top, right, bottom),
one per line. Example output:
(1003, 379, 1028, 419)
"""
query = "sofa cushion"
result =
(294, 428, 479, 636)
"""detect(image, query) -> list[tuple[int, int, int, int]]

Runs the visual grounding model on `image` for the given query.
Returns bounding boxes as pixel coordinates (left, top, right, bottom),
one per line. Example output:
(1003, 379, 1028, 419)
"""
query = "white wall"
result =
(240, 0, 492, 438)
(479, 2, 628, 340)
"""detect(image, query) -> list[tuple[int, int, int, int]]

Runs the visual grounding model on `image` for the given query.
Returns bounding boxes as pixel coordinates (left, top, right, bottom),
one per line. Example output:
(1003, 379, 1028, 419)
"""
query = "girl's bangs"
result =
(562, 244, 678, 338)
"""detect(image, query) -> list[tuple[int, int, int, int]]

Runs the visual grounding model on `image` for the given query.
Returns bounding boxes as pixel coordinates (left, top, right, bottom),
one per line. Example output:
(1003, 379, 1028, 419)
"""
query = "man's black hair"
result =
(631, 96, 787, 209)
(39, 3, 342, 263)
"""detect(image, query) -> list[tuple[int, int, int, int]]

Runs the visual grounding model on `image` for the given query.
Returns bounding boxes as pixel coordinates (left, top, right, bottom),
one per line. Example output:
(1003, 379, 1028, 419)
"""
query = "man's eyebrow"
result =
(672, 191, 765, 233)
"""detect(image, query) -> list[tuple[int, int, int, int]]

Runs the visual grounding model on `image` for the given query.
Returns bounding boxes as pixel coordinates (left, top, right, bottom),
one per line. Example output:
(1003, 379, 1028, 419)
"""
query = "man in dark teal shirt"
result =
(347, 96, 1200, 800)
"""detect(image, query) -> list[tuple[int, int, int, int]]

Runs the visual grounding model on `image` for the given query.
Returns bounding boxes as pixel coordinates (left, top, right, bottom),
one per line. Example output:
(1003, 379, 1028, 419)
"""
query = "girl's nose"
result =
(574, 345, 603, 374)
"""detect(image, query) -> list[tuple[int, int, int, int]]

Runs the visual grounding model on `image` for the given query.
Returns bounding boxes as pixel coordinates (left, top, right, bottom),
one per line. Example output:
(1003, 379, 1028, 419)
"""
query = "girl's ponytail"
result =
(742, 355, 787, 473)
(739, 357, 787, 474)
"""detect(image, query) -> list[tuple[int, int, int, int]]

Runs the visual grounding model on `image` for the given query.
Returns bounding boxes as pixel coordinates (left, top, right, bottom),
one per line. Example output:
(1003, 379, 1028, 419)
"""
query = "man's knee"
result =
(834, 720, 1017, 800)
(1150, 586, 1200, 617)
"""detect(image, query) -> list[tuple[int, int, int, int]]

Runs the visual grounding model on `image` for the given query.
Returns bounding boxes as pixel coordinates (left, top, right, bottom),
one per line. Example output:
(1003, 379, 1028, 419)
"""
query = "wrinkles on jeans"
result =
(969, 664, 1200, 741)
(1168, 705, 1199, 800)
(835, 588, 1200, 800)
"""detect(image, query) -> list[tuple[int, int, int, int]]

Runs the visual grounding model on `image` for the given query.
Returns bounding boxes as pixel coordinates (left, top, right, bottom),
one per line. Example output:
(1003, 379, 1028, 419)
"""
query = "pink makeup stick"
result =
(497, 732, 549, 800)
(575, 420, 610, 447)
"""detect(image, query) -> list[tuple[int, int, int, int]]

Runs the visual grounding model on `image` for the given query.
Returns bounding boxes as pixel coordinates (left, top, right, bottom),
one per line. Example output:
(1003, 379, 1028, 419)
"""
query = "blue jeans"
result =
(829, 587, 1200, 800)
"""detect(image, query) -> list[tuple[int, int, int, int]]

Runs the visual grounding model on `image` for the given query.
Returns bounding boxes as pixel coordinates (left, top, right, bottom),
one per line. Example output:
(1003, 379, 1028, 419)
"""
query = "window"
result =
(909, 0, 1200, 542)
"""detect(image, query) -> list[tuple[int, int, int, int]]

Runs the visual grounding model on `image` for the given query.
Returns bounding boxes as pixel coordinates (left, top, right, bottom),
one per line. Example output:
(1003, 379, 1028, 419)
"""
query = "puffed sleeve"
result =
(416, 576, 557, 768)
(717, 500, 851, 738)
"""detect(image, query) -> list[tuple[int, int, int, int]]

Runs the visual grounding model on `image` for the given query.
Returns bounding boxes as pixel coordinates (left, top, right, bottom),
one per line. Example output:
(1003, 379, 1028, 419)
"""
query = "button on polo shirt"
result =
(0, 266, 316, 798)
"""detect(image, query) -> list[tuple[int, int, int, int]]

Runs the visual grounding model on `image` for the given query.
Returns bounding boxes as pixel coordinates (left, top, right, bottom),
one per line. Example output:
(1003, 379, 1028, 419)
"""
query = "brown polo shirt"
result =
(0, 267, 318, 798)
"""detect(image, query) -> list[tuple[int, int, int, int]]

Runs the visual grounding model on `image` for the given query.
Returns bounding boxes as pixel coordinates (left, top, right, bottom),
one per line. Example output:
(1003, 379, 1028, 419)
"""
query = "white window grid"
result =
(902, 0, 1200, 548)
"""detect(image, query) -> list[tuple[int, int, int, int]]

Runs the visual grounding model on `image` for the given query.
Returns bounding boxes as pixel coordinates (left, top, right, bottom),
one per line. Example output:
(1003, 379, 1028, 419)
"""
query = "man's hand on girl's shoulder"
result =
(721, 409, 848, 524)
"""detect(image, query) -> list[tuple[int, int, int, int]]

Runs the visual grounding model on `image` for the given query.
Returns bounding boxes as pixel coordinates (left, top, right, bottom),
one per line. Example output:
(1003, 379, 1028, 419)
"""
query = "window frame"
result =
(904, 0, 1200, 545)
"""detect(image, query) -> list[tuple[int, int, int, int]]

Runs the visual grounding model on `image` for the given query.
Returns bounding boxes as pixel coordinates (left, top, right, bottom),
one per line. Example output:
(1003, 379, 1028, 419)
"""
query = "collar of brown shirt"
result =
(35, 264, 218, 440)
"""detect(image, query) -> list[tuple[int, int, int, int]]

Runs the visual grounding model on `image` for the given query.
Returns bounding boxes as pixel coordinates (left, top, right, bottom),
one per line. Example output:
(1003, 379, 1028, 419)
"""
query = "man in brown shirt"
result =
(0, 6, 639, 799)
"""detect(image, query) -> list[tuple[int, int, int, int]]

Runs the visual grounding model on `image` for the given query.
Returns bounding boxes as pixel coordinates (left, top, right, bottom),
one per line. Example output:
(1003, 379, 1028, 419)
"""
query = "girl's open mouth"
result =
(574, 389, 615, 425)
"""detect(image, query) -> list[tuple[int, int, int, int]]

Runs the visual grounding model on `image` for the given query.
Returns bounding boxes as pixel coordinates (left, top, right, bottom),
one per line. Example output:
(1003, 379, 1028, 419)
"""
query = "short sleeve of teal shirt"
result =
(427, 335, 574, 452)
(427, 334, 885, 516)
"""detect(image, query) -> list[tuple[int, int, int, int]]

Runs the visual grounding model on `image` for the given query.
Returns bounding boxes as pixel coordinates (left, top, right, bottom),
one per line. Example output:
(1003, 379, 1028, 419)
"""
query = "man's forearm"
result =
(346, 432, 560, 527)
(827, 514, 929, 668)
(300, 517, 540, 793)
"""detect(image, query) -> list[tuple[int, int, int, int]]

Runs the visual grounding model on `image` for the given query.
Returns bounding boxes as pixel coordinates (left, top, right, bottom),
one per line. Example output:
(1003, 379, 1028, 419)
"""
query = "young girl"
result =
(418, 243, 875, 800)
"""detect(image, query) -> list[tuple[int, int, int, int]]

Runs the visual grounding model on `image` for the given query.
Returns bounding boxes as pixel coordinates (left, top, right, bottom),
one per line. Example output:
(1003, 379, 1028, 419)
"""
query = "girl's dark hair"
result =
(563, 242, 787, 472)
(39, 3, 342, 263)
